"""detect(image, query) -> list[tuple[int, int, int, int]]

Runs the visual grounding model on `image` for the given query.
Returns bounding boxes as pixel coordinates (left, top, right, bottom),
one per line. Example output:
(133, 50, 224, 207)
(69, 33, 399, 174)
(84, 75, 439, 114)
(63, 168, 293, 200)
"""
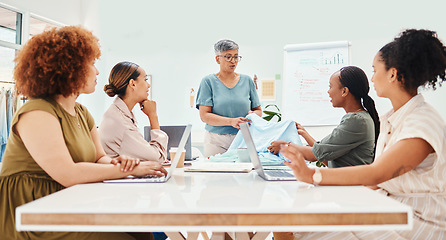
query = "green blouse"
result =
(0, 98, 150, 239)
(0, 98, 96, 177)
(312, 111, 375, 168)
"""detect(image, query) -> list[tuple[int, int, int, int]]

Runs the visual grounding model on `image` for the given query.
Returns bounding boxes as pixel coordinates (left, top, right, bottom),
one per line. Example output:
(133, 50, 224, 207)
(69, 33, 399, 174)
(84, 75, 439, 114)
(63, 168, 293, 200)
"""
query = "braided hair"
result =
(339, 66, 380, 145)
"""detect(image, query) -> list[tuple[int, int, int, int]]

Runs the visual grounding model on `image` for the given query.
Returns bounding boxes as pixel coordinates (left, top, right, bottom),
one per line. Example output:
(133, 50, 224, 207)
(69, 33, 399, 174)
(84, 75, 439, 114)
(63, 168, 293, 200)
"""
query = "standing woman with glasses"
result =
(196, 39, 262, 158)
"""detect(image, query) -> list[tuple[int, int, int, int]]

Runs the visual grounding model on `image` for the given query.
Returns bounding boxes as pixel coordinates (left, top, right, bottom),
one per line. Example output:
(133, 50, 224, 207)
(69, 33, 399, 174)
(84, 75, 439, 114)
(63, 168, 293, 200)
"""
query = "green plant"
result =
(315, 161, 326, 168)
(262, 104, 282, 122)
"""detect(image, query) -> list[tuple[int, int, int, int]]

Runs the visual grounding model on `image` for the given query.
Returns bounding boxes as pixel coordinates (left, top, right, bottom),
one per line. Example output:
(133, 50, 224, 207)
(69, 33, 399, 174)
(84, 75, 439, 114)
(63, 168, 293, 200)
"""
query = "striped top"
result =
(290, 94, 445, 239)
(377, 94, 446, 233)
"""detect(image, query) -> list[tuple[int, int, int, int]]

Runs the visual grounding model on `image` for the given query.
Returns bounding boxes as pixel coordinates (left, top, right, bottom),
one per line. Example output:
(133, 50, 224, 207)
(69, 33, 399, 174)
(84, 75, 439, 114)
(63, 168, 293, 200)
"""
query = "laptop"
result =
(104, 124, 192, 183)
(144, 125, 193, 160)
(239, 122, 296, 181)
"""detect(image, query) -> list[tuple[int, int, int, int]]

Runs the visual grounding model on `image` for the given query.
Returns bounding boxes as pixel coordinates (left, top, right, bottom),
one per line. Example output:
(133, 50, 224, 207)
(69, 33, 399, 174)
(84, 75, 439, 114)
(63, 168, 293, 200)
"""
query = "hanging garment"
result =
(6, 89, 13, 136)
(1, 88, 8, 161)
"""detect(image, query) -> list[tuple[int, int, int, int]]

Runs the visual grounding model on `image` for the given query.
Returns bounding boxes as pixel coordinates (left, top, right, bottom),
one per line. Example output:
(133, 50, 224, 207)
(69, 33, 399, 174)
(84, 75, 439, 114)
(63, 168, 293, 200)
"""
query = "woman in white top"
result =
(99, 62, 168, 165)
(275, 29, 446, 239)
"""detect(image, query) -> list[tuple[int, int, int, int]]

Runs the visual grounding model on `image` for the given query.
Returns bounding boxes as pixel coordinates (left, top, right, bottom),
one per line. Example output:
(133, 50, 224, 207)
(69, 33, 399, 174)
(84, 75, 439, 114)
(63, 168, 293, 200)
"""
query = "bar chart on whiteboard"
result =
(282, 41, 349, 126)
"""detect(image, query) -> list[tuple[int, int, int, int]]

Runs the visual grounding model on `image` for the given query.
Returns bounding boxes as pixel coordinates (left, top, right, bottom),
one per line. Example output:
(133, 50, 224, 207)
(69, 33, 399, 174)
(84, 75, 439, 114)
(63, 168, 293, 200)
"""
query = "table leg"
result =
(250, 232, 270, 240)
(200, 232, 210, 240)
(210, 232, 223, 240)
(186, 232, 200, 240)
(165, 232, 185, 240)
(165, 232, 203, 240)
(235, 232, 250, 240)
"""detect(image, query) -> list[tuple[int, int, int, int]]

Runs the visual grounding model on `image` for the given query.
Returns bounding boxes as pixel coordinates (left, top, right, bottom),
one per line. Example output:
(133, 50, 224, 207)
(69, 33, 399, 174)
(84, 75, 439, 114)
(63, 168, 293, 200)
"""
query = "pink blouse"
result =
(99, 97, 168, 163)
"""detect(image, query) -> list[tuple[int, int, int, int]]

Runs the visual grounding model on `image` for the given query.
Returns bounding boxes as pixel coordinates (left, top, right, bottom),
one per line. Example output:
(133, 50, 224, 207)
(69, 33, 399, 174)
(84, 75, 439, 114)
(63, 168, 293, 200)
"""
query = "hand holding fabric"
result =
(230, 117, 251, 129)
(267, 140, 288, 154)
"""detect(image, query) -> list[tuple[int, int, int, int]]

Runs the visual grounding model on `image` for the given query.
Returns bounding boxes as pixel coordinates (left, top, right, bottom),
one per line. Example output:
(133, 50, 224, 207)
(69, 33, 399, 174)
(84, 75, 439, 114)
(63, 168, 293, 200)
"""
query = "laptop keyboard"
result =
(140, 174, 161, 178)
(147, 176, 166, 182)
(265, 170, 294, 178)
(128, 175, 166, 182)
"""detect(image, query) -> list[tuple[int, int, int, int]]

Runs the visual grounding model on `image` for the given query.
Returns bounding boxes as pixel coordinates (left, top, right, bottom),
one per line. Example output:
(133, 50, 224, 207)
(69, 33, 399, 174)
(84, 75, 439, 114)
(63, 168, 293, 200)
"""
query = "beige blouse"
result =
(99, 97, 168, 163)
(375, 94, 446, 236)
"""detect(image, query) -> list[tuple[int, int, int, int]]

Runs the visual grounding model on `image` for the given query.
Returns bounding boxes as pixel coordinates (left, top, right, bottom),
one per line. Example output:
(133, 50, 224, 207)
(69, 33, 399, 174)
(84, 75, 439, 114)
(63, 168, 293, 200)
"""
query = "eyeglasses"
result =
(218, 55, 242, 62)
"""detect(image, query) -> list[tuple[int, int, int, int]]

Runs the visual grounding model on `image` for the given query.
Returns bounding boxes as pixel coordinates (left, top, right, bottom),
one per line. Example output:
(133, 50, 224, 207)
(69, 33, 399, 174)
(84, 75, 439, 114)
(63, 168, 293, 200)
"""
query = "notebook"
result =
(239, 122, 296, 181)
(104, 124, 192, 183)
(144, 125, 193, 160)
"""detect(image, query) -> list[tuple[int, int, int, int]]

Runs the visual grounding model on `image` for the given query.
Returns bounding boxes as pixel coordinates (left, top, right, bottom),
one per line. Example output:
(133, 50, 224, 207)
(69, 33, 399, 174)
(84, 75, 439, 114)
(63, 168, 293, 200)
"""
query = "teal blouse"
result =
(196, 74, 261, 135)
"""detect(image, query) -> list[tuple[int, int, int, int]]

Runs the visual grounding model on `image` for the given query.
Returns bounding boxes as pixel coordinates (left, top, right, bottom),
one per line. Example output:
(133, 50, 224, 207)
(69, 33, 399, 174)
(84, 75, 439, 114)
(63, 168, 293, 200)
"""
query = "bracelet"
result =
(312, 168, 322, 185)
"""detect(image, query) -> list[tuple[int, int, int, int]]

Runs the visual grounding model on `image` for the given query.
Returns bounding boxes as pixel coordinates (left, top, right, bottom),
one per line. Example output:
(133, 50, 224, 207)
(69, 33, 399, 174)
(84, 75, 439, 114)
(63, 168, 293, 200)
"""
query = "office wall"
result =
(2, 0, 446, 142)
(79, 0, 446, 141)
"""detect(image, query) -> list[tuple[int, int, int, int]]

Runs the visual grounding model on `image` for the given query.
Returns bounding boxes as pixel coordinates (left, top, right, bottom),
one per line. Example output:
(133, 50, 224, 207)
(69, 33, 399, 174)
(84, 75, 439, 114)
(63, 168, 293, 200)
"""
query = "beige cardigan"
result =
(99, 97, 168, 163)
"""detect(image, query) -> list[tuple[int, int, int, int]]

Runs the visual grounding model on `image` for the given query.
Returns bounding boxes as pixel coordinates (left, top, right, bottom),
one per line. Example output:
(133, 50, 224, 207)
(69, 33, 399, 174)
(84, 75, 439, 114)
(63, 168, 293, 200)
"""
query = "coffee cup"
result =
(237, 148, 250, 163)
(169, 147, 186, 168)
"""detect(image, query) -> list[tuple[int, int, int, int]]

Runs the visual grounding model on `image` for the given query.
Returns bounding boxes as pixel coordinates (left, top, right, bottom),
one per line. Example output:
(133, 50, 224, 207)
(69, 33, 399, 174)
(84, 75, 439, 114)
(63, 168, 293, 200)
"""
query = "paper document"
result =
(184, 162, 253, 173)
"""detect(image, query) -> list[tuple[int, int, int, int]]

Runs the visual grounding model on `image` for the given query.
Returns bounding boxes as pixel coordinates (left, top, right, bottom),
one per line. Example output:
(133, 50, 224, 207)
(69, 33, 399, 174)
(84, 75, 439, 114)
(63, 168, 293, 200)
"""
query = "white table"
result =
(16, 170, 412, 235)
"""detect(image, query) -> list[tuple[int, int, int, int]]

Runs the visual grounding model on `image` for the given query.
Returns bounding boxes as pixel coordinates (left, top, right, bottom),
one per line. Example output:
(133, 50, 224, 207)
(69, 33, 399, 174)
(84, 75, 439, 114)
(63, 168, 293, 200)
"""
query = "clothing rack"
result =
(0, 80, 15, 84)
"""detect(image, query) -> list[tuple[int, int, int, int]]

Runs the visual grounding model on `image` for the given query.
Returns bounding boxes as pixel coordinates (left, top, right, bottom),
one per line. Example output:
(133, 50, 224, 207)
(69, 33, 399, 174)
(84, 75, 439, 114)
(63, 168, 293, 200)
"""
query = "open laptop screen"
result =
(144, 125, 192, 160)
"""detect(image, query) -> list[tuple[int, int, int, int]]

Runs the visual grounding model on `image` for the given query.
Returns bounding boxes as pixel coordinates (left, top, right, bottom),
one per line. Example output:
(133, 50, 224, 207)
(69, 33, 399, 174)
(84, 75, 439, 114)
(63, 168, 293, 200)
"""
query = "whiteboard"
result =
(282, 41, 350, 126)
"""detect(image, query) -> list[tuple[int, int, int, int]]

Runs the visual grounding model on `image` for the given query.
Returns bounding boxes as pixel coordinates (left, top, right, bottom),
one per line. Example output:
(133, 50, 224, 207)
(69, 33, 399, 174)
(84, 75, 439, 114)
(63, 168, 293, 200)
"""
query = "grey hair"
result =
(214, 39, 239, 55)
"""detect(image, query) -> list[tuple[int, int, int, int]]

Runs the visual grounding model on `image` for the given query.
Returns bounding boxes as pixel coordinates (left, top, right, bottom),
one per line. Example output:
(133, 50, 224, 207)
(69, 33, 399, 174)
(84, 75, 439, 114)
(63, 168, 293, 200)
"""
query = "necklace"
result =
(67, 106, 81, 129)
(57, 101, 80, 128)
(75, 110, 81, 129)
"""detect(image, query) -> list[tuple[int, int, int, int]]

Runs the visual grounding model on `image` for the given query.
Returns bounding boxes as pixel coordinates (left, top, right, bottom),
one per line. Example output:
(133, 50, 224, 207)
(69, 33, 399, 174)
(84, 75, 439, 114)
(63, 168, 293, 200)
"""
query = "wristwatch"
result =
(312, 168, 322, 185)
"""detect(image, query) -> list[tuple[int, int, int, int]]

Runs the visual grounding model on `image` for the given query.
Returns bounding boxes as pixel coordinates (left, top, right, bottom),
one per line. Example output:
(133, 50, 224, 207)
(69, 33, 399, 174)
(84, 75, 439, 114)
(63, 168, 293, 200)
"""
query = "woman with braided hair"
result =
(99, 62, 168, 164)
(268, 66, 379, 168)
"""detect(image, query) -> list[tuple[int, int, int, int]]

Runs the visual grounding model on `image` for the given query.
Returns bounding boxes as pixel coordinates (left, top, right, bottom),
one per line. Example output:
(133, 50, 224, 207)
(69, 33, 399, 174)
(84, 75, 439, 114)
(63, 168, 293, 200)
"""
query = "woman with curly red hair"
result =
(0, 26, 164, 239)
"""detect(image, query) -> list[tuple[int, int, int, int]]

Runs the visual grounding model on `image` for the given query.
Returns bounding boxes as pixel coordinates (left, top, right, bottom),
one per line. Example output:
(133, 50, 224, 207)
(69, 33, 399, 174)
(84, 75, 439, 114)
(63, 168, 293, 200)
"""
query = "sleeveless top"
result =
(0, 98, 96, 177)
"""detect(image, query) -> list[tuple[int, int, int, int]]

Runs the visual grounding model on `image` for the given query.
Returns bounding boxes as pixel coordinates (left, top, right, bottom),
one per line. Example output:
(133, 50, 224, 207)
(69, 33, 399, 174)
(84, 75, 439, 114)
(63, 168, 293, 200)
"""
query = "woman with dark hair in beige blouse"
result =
(99, 62, 168, 164)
